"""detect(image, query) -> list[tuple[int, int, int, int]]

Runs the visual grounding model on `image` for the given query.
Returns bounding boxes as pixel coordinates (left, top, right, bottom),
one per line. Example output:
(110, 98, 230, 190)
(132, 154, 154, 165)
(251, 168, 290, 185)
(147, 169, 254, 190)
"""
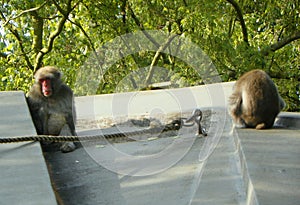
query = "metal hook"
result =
(185, 109, 207, 136)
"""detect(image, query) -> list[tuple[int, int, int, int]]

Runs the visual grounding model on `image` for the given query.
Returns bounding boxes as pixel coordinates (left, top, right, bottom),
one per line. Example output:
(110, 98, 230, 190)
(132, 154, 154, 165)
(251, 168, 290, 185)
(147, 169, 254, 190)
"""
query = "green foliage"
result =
(0, 65, 34, 91)
(0, 0, 299, 111)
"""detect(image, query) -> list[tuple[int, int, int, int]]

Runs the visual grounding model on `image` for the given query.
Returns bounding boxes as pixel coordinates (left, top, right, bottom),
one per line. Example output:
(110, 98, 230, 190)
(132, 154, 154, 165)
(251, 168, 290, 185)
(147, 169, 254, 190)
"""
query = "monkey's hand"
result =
(58, 124, 77, 153)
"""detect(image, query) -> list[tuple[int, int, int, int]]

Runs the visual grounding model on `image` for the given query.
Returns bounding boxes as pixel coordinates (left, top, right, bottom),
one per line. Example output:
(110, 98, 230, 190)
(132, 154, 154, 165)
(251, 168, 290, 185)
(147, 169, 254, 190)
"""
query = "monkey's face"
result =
(39, 78, 53, 97)
(34, 66, 62, 98)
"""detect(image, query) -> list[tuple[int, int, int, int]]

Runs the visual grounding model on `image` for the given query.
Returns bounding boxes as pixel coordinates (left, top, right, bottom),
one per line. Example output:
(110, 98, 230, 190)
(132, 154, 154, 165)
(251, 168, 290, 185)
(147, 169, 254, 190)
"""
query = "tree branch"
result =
(128, 4, 160, 48)
(144, 34, 178, 86)
(67, 18, 103, 69)
(226, 0, 249, 45)
(0, 11, 34, 69)
(31, 11, 44, 53)
(262, 31, 300, 56)
(3, 1, 48, 26)
(34, 0, 78, 70)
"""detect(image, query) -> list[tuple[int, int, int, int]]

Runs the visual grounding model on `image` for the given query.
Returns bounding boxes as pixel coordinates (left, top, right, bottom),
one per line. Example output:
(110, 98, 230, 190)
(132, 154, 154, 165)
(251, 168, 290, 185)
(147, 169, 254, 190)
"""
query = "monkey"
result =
(228, 69, 285, 129)
(26, 66, 77, 152)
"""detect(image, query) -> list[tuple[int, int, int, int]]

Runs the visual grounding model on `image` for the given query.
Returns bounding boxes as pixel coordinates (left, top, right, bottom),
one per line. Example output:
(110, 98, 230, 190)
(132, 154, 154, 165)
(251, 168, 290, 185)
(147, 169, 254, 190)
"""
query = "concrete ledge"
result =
(75, 82, 300, 205)
(2, 83, 295, 205)
(75, 82, 235, 120)
(276, 112, 300, 129)
(233, 130, 259, 205)
(233, 112, 300, 205)
(233, 125, 300, 205)
(0, 92, 57, 205)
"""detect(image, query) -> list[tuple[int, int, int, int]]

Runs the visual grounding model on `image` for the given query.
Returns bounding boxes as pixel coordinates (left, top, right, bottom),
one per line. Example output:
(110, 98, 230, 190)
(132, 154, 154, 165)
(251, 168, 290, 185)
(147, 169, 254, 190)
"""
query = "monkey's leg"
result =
(228, 92, 245, 127)
(59, 124, 76, 153)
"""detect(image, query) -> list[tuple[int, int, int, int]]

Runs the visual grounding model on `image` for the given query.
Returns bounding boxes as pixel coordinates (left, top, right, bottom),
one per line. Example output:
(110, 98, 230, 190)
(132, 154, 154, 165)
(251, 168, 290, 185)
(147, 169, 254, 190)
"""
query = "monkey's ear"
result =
(55, 70, 62, 79)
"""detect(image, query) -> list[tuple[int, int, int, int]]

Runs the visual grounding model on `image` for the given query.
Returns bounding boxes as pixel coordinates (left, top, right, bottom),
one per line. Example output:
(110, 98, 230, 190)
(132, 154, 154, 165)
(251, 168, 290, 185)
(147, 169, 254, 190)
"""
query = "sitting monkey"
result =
(228, 69, 285, 129)
(27, 66, 77, 152)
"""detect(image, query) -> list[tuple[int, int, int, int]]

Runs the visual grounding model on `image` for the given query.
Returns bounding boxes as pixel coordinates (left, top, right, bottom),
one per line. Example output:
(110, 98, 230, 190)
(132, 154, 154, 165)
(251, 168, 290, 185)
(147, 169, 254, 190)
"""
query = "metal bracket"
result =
(184, 109, 207, 136)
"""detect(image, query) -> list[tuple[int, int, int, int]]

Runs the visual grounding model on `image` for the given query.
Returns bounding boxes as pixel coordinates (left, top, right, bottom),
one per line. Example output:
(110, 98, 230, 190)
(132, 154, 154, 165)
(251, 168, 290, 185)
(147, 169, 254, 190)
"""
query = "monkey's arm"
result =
(61, 85, 77, 136)
(26, 91, 47, 135)
(66, 114, 76, 136)
(68, 97, 77, 136)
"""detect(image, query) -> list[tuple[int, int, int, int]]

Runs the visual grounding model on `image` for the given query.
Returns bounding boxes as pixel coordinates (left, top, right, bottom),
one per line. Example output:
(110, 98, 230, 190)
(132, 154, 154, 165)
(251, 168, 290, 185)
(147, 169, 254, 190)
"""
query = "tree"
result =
(0, 0, 299, 111)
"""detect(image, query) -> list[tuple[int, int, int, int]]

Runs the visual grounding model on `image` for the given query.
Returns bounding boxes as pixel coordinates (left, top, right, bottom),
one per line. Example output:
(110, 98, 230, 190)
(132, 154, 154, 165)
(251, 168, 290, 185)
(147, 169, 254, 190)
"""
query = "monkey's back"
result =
(232, 69, 282, 128)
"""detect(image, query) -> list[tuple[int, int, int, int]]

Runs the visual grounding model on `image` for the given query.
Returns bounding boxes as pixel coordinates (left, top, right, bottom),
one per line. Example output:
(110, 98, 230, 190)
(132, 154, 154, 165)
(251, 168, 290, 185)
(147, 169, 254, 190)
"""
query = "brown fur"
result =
(26, 66, 76, 152)
(228, 69, 285, 129)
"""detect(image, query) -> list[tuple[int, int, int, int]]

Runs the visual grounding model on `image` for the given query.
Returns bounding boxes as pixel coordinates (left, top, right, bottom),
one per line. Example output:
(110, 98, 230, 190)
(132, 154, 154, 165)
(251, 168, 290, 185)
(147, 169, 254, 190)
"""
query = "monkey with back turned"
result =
(228, 69, 285, 129)
(26, 66, 77, 152)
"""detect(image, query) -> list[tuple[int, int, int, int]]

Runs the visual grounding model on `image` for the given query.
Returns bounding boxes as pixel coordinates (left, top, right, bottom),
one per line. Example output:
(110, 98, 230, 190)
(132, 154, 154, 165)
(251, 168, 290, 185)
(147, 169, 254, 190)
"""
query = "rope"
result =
(0, 119, 183, 143)
(0, 109, 207, 143)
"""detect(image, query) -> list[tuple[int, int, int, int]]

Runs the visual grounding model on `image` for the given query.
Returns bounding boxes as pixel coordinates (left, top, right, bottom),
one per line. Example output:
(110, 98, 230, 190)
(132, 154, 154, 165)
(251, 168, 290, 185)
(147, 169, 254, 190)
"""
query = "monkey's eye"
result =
(39, 78, 51, 83)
